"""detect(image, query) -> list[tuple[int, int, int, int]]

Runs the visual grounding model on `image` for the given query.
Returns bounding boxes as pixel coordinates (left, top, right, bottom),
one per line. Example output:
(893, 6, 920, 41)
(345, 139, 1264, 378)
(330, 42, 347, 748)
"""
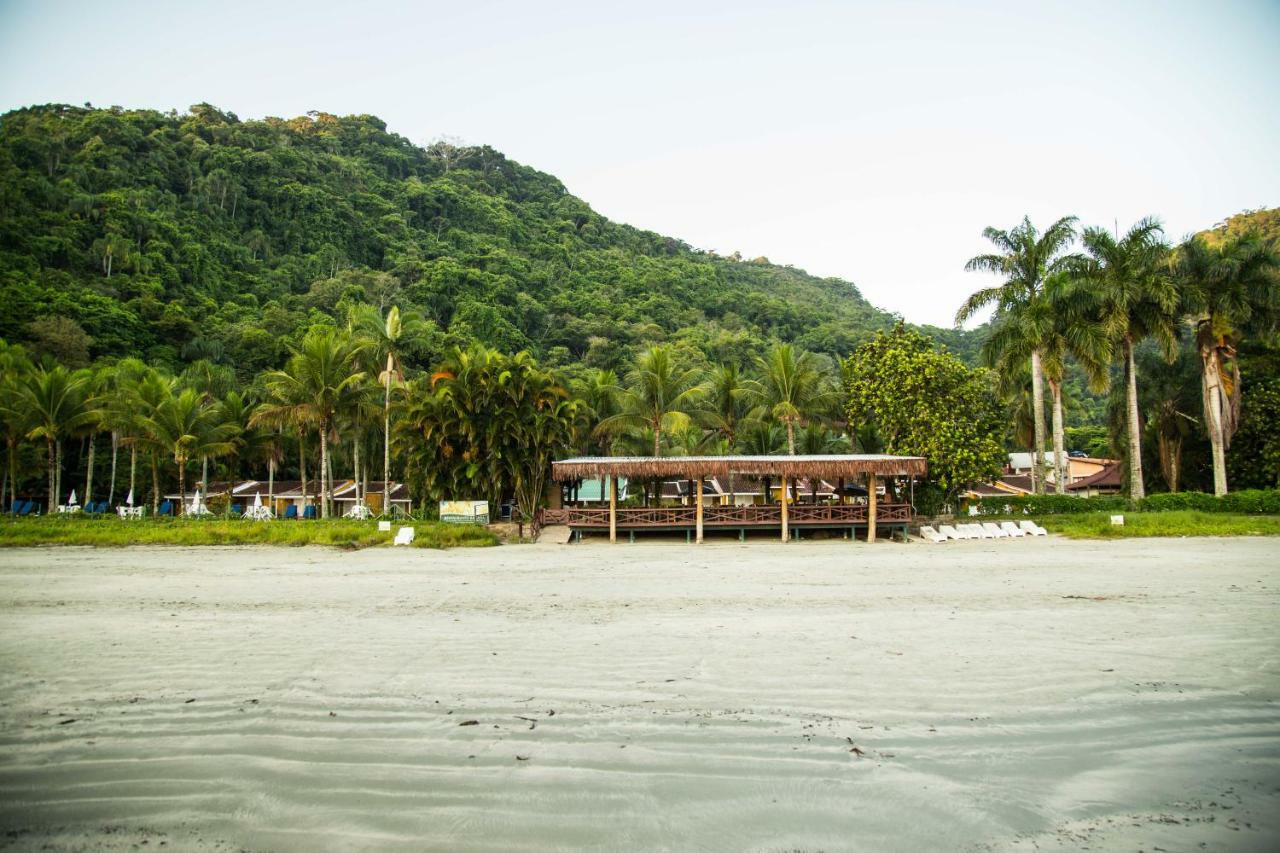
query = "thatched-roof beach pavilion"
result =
(547, 455, 928, 543)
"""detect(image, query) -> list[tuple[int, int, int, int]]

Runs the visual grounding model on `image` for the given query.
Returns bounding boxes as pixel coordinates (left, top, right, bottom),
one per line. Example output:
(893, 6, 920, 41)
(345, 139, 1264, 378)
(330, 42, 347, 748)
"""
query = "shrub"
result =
(967, 494, 1126, 516)
(1137, 492, 1219, 513)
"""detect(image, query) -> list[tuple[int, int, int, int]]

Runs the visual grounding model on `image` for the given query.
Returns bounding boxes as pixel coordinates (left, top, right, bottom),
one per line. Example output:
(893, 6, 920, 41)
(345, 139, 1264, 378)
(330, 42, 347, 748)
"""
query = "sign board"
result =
(440, 500, 489, 525)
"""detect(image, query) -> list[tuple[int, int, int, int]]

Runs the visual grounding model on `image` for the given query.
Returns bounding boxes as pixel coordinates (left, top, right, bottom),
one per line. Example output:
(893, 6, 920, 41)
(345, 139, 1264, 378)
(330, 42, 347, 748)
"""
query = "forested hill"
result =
(0, 103, 974, 375)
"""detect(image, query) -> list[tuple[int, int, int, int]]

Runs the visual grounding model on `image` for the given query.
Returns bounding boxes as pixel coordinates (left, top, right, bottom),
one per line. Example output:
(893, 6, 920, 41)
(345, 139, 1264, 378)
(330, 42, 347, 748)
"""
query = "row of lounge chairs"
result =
(918, 520, 1048, 543)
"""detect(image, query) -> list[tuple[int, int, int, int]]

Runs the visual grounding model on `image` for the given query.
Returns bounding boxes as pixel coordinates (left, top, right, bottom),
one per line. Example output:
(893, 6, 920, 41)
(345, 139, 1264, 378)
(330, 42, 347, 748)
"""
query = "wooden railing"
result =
(541, 503, 913, 528)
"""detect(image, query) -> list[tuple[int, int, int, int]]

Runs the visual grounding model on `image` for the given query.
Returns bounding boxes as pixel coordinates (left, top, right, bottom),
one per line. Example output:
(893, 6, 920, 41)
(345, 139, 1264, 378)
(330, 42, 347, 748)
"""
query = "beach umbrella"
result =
(253, 492, 262, 508)
(125, 488, 134, 506)
(68, 489, 77, 506)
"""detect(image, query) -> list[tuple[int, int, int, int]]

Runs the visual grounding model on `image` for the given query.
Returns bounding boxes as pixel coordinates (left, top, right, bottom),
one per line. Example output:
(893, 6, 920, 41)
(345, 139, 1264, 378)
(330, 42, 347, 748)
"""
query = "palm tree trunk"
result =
(85, 433, 96, 503)
(1049, 378, 1066, 495)
(7, 440, 16, 512)
(268, 457, 275, 514)
(55, 440, 63, 504)
(150, 454, 159, 514)
(653, 427, 661, 457)
(384, 371, 391, 514)
(786, 420, 796, 455)
(201, 455, 208, 493)
(1124, 338, 1145, 500)
(352, 434, 360, 516)
(178, 457, 187, 515)
(108, 432, 118, 507)
(1029, 351, 1047, 495)
(319, 419, 330, 519)
(1201, 347, 1229, 496)
(298, 430, 308, 514)
(129, 446, 137, 501)
(46, 438, 56, 509)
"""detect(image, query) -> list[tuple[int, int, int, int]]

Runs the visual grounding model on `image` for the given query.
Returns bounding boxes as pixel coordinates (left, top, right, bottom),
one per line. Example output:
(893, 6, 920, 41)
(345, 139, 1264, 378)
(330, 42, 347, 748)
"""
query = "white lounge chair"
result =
(960, 523, 984, 539)
(999, 521, 1025, 537)
(918, 525, 947, 544)
(393, 526, 416, 546)
(1018, 520, 1049, 536)
(981, 522, 1008, 538)
(937, 524, 964, 541)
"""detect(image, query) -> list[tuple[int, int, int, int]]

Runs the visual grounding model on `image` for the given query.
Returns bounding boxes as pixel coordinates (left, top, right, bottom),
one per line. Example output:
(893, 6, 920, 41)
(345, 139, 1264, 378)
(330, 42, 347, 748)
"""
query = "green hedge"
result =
(968, 489, 1280, 516)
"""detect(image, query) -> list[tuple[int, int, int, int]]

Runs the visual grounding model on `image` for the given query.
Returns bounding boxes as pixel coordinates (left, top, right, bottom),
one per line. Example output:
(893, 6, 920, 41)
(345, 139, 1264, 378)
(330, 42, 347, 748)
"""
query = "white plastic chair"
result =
(393, 526, 416, 546)
(938, 524, 964, 541)
(1000, 521, 1025, 537)
(1018, 520, 1048, 536)
(918, 525, 947, 544)
(982, 522, 1009, 538)
(959, 523, 983, 539)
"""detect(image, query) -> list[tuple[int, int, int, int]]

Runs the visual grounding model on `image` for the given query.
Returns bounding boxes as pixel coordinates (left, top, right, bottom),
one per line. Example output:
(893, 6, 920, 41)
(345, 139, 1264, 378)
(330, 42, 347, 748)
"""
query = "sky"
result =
(1, 0, 1277, 327)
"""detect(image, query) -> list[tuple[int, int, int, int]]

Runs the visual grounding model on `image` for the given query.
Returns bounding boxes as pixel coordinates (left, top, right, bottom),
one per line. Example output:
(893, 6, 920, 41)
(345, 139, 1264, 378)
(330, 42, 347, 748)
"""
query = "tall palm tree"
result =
(98, 359, 152, 508)
(0, 342, 34, 511)
(985, 275, 1108, 493)
(1172, 232, 1280, 495)
(349, 304, 428, 512)
(142, 387, 238, 512)
(753, 343, 835, 454)
(573, 368, 623, 455)
(23, 366, 93, 509)
(958, 215, 1080, 494)
(596, 346, 705, 457)
(1071, 217, 1177, 499)
(259, 328, 366, 518)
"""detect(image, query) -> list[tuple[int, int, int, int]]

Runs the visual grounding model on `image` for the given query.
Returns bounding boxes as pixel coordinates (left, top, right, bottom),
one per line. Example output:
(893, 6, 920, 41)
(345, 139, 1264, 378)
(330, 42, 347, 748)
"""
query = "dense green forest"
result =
(0, 103, 976, 377)
(1, 103, 1277, 518)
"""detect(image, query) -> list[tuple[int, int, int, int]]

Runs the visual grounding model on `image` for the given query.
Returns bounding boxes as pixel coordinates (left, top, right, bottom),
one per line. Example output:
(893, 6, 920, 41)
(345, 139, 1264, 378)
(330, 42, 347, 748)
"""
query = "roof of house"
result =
(1066, 463, 1123, 491)
(553, 454, 927, 481)
(332, 481, 409, 501)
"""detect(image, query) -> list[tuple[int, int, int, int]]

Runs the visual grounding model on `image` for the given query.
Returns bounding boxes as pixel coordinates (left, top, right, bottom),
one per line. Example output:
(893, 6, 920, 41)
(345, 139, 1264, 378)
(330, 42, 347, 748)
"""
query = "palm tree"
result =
(753, 343, 834, 454)
(1172, 232, 1280, 495)
(1071, 217, 1177, 499)
(259, 328, 366, 518)
(985, 275, 1108, 493)
(142, 388, 238, 512)
(596, 346, 705, 457)
(349, 304, 428, 512)
(23, 366, 93, 509)
(0, 343, 34, 511)
(98, 359, 152, 508)
(958, 215, 1080, 494)
(573, 368, 623, 455)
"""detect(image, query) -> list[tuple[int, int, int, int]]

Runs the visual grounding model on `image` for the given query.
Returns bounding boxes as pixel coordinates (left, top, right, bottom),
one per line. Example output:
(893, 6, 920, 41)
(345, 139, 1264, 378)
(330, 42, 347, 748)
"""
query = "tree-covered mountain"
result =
(0, 103, 975, 376)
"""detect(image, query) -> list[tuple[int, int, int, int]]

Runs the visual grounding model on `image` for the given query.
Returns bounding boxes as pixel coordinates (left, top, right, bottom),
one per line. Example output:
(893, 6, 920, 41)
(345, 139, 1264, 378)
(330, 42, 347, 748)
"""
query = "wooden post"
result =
(780, 476, 789, 542)
(609, 475, 617, 543)
(695, 477, 704, 544)
(867, 472, 877, 543)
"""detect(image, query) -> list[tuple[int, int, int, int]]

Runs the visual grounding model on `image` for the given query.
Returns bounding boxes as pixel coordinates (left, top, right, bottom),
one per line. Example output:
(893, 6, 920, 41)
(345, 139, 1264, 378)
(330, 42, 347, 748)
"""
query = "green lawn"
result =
(1035, 510, 1280, 539)
(0, 515, 498, 549)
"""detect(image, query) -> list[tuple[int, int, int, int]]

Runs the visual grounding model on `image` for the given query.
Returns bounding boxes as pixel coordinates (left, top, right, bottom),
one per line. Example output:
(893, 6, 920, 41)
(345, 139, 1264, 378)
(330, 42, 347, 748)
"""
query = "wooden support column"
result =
(695, 478, 704, 544)
(609, 475, 617, 543)
(780, 476, 789, 542)
(867, 472, 877, 543)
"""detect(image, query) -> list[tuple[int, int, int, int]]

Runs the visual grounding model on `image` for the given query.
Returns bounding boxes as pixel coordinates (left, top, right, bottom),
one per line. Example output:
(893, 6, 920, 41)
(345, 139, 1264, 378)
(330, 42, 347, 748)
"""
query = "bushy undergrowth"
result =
(0, 516, 498, 549)
(1038, 510, 1280, 539)
(969, 488, 1280, 516)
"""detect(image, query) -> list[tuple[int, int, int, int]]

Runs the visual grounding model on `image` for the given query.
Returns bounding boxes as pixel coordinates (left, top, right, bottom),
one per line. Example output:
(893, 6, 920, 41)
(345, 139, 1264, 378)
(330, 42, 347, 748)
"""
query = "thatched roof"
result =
(552, 454, 927, 481)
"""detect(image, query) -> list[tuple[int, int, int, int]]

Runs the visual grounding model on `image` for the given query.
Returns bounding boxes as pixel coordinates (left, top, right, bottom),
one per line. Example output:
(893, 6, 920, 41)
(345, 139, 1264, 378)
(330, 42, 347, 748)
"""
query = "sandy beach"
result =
(1, 537, 1278, 851)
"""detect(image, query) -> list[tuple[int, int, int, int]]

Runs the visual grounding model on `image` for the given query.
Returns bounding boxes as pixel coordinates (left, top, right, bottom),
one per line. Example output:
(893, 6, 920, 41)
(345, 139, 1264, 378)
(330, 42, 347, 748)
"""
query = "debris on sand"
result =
(515, 716, 538, 730)
(849, 746, 868, 758)
(515, 755, 530, 761)
(59, 718, 76, 725)
(459, 720, 480, 726)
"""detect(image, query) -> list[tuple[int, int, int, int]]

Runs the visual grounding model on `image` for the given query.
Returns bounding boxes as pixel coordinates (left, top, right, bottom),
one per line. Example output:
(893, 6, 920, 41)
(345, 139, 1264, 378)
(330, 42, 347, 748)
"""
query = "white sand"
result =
(1, 537, 1278, 852)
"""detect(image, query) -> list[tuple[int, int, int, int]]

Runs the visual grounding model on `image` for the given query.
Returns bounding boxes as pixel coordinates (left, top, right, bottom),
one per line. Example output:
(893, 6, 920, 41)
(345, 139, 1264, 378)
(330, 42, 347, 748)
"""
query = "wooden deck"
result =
(541, 503, 913, 541)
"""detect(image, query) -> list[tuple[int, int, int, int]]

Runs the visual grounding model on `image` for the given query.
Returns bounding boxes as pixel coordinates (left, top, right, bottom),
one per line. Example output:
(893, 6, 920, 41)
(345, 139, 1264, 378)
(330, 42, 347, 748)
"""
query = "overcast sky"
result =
(2, 0, 1277, 327)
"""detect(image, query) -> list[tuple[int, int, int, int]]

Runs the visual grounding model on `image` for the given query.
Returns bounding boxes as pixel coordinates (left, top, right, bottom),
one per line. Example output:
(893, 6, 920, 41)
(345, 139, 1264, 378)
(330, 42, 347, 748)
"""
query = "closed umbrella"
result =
(68, 489, 77, 506)
(125, 488, 134, 506)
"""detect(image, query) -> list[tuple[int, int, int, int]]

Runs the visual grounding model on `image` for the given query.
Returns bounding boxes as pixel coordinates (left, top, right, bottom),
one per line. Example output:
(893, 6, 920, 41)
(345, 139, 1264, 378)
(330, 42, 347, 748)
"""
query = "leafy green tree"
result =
(141, 387, 237, 512)
(1070, 218, 1177, 499)
(23, 365, 93, 508)
(1227, 378, 1280, 489)
(958, 216, 1079, 494)
(845, 325, 1005, 501)
(259, 328, 366, 518)
(0, 342, 34, 510)
(753, 343, 834, 454)
(597, 346, 705, 456)
(1172, 232, 1280, 494)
